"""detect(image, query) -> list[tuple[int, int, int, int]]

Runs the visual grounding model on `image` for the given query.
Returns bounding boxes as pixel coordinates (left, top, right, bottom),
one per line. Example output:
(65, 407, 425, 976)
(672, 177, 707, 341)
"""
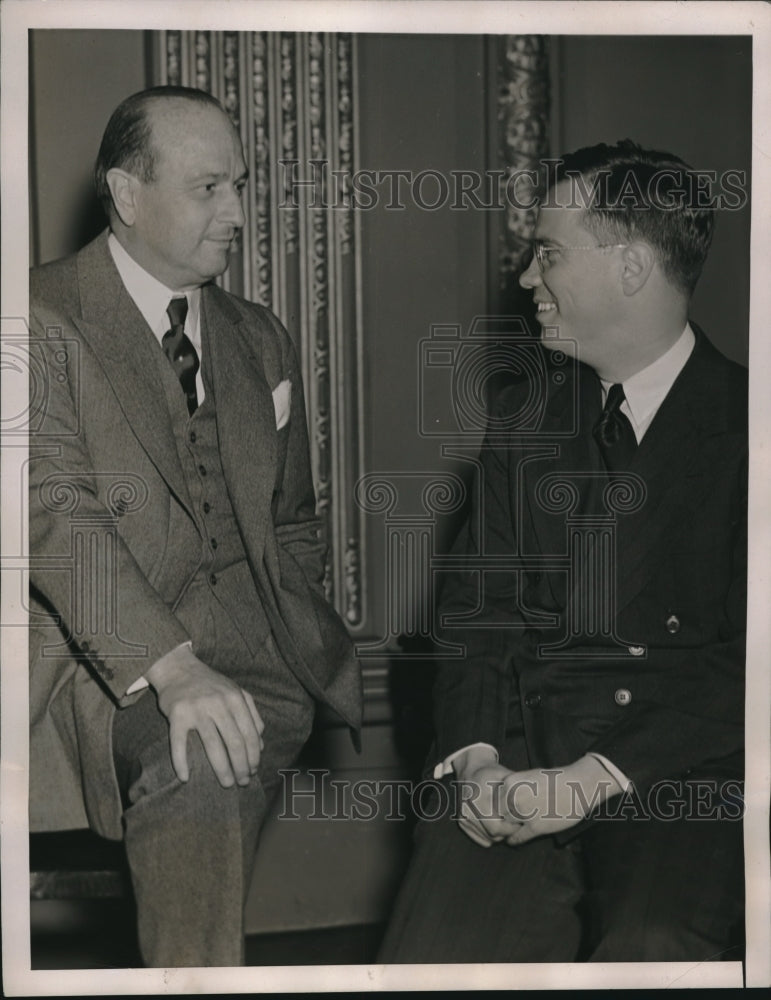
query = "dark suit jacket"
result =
(29, 231, 362, 838)
(432, 330, 746, 797)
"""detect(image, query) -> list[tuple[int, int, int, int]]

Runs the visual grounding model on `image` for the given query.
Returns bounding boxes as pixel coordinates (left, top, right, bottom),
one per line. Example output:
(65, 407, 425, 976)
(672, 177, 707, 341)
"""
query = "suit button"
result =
(666, 614, 681, 634)
(198, 464, 207, 476)
(189, 431, 197, 444)
(628, 645, 645, 657)
(209, 573, 217, 586)
(524, 691, 542, 709)
(203, 502, 211, 514)
(211, 538, 218, 550)
(615, 688, 632, 706)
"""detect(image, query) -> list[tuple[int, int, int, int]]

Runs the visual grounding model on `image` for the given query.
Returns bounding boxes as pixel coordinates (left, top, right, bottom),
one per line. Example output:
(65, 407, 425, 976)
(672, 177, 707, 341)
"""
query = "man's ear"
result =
(105, 169, 140, 227)
(620, 241, 655, 296)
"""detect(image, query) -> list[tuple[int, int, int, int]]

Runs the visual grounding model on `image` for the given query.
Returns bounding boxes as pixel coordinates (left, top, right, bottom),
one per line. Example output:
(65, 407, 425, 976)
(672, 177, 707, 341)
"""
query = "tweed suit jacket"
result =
(29, 230, 362, 839)
(432, 331, 747, 796)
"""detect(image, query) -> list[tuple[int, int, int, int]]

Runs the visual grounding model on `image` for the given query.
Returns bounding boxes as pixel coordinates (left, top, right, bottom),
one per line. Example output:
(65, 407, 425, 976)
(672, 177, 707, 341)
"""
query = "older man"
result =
(29, 86, 361, 967)
(379, 140, 746, 963)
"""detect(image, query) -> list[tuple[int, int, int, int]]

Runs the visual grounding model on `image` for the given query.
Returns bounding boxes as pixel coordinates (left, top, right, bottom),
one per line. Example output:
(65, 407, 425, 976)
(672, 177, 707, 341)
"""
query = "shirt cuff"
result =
(125, 676, 149, 695)
(587, 752, 632, 792)
(433, 743, 499, 780)
(125, 640, 193, 696)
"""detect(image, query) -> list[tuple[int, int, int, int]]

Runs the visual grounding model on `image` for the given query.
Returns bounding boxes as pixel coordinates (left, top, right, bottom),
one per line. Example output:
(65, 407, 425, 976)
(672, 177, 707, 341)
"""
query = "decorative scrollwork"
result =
(223, 32, 240, 125)
(498, 35, 550, 286)
(344, 538, 362, 626)
(106, 477, 149, 516)
(194, 31, 210, 92)
(166, 32, 181, 86)
(422, 475, 467, 516)
(251, 32, 272, 305)
(603, 474, 647, 514)
(280, 33, 299, 255)
(39, 475, 81, 515)
(355, 476, 399, 516)
(336, 33, 354, 255)
(534, 474, 581, 516)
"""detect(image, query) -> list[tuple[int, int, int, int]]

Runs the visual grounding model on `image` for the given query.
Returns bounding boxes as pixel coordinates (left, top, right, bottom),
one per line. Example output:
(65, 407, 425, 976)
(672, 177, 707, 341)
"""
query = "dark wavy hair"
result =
(549, 139, 715, 295)
(94, 86, 224, 216)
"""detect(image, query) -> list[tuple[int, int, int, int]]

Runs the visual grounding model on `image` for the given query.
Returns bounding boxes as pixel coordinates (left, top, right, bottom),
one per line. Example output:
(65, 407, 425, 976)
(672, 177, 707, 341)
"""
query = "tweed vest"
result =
(154, 330, 272, 677)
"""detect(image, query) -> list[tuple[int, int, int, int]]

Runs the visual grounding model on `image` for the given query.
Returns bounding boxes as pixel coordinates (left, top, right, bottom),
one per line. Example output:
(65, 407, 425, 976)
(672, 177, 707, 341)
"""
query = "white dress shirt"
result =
(108, 233, 205, 405)
(434, 324, 697, 790)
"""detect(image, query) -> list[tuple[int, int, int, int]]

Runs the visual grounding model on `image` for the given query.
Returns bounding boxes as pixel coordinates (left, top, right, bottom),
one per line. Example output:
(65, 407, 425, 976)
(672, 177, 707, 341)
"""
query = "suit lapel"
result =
(612, 332, 722, 614)
(202, 285, 277, 562)
(75, 234, 194, 514)
(522, 337, 729, 619)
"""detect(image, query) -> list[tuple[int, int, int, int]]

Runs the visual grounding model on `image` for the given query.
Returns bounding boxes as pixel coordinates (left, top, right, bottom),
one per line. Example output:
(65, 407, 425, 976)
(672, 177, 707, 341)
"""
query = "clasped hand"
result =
(146, 646, 265, 788)
(452, 748, 621, 848)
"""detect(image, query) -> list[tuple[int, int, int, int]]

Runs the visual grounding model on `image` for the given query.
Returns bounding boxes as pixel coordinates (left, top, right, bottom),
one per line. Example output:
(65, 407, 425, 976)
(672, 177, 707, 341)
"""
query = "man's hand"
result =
(452, 748, 622, 848)
(451, 746, 521, 847)
(145, 646, 265, 788)
(499, 757, 623, 845)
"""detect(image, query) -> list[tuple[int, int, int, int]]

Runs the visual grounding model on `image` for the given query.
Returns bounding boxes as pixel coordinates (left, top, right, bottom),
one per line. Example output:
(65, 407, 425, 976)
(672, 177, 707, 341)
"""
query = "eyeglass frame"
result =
(530, 239, 628, 271)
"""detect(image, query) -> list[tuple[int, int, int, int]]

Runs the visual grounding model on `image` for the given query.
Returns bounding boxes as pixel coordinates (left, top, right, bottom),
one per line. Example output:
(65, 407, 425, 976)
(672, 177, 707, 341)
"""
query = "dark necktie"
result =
(592, 383, 638, 472)
(162, 296, 199, 416)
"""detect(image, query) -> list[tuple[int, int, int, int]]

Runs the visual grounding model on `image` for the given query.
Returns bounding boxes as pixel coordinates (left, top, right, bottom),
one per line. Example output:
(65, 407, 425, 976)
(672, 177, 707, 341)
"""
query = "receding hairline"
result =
(142, 93, 236, 140)
(137, 95, 241, 175)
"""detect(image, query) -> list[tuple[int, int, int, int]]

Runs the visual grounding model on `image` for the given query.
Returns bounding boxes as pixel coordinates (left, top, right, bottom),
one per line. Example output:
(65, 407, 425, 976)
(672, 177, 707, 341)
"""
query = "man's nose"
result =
(220, 186, 246, 228)
(519, 253, 541, 289)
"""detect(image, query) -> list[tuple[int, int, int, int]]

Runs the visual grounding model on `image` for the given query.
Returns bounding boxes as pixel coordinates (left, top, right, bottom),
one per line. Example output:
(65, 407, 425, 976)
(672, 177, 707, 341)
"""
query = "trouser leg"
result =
(112, 687, 268, 967)
(582, 779, 745, 962)
(112, 634, 315, 968)
(377, 781, 586, 964)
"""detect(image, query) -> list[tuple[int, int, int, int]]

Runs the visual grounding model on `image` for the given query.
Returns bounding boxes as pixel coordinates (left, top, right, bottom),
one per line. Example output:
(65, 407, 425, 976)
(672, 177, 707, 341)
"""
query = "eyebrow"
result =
(188, 168, 250, 183)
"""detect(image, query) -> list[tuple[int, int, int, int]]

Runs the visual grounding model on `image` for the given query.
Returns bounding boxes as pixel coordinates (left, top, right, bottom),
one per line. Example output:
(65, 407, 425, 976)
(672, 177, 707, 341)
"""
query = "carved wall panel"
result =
(493, 35, 551, 295)
(154, 31, 365, 631)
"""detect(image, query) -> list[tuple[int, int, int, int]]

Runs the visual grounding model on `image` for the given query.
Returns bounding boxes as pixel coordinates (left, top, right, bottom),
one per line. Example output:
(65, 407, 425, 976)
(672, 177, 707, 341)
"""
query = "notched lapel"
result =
(75, 240, 194, 515)
(613, 337, 730, 615)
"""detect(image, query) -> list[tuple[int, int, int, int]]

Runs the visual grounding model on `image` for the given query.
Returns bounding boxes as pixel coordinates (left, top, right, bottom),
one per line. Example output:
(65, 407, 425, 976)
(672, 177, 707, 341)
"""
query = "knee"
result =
(124, 730, 264, 819)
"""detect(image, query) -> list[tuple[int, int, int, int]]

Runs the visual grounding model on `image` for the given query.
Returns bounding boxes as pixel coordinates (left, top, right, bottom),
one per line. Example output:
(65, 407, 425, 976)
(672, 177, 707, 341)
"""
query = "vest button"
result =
(209, 573, 217, 586)
(203, 502, 211, 514)
(189, 431, 197, 444)
(524, 691, 542, 709)
(198, 464, 207, 476)
(666, 614, 681, 634)
(211, 538, 218, 550)
(615, 688, 632, 706)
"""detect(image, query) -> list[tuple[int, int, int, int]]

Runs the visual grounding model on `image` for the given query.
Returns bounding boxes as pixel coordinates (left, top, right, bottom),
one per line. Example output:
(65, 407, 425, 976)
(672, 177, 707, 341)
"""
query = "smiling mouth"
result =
(535, 301, 556, 314)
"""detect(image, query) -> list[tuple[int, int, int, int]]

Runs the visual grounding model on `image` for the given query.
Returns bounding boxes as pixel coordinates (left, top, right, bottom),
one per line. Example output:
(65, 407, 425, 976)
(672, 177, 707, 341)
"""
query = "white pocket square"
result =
(272, 379, 292, 430)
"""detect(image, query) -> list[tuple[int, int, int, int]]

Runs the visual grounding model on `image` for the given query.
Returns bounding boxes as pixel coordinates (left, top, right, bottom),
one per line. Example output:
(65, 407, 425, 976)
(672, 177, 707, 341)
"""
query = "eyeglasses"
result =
(531, 240, 627, 271)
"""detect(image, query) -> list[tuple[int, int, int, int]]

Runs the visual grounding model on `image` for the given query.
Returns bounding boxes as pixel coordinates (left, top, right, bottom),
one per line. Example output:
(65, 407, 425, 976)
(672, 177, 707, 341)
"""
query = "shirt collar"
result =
(107, 232, 201, 348)
(601, 323, 695, 429)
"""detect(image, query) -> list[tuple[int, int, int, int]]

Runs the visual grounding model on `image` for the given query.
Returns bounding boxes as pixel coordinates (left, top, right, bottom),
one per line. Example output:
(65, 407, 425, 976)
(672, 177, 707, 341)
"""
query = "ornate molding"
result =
(155, 31, 366, 630)
(496, 35, 550, 290)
